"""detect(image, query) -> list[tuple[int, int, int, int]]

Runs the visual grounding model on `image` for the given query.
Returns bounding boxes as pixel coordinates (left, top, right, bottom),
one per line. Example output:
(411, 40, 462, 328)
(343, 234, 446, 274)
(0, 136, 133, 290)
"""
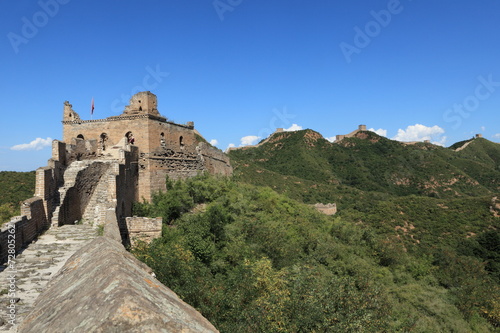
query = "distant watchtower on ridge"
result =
(336, 124, 367, 142)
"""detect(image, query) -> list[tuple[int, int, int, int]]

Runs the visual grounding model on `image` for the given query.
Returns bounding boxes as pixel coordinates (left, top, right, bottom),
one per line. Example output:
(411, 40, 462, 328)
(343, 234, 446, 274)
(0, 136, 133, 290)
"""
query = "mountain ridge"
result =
(229, 129, 500, 202)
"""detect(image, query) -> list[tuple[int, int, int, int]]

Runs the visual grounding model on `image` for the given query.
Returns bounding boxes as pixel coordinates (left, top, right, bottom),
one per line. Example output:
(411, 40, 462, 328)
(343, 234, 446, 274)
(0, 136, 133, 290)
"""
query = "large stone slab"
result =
(17, 237, 218, 333)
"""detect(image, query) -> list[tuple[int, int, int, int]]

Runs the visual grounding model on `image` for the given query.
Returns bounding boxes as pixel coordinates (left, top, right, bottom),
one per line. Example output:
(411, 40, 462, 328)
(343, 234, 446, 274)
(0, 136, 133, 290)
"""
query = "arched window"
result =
(77, 134, 84, 139)
(179, 136, 184, 147)
(125, 131, 135, 145)
(100, 133, 108, 151)
(160, 133, 166, 147)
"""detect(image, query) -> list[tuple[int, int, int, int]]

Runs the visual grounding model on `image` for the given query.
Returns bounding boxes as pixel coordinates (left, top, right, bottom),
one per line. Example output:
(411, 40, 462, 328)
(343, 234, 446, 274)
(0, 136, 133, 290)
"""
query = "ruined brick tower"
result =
(62, 91, 232, 202)
(1, 92, 232, 257)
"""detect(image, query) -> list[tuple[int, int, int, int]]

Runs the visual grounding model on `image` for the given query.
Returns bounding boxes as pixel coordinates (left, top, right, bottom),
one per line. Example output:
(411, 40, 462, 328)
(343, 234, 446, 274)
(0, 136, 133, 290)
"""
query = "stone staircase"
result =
(0, 225, 97, 332)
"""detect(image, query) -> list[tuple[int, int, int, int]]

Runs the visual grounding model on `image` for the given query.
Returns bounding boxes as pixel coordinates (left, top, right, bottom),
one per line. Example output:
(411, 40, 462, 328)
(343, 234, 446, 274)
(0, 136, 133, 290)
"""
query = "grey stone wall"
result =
(0, 197, 48, 264)
(125, 217, 162, 247)
(55, 162, 111, 226)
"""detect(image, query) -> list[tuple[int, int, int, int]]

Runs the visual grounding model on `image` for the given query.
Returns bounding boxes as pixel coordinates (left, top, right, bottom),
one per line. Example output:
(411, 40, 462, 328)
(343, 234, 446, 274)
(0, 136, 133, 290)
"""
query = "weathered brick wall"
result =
(125, 217, 162, 247)
(35, 140, 68, 223)
(61, 110, 215, 202)
(123, 91, 160, 116)
(61, 91, 232, 201)
(62, 113, 197, 161)
(0, 197, 48, 264)
(27, 91, 231, 241)
(51, 138, 66, 165)
(115, 148, 139, 236)
(199, 143, 233, 177)
(148, 121, 197, 154)
(35, 167, 54, 222)
(65, 138, 99, 163)
(63, 116, 155, 155)
(56, 162, 111, 226)
(137, 147, 203, 200)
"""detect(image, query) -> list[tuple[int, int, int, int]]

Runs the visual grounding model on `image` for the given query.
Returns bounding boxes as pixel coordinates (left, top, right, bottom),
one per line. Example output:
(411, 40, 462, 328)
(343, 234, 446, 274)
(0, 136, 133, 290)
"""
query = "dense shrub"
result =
(0, 171, 35, 224)
(133, 175, 497, 332)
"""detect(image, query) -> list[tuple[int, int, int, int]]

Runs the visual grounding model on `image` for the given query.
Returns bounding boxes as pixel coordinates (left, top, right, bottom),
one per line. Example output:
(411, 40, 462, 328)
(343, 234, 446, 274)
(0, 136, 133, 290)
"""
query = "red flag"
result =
(91, 97, 94, 115)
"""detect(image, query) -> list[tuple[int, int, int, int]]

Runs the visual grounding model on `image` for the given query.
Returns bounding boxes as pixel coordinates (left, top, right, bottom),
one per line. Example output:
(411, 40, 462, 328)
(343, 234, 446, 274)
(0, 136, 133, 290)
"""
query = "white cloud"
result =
(393, 124, 445, 145)
(325, 136, 336, 142)
(481, 126, 486, 132)
(224, 143, 236, 152)
(240, 135, 260, 146)
(493, 133, 500, 139)
(209, 139, 218, 146)
(11, 137, 53, 151)
(368, 128, 387, 137)
(432, 136, 448, 147)
(284, 124, 303, 132)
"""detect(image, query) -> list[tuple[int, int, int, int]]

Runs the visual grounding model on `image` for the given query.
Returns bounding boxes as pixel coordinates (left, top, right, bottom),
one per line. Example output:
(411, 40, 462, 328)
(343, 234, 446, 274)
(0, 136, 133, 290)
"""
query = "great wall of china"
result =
(0, 92, 229, 332)
(0, 93, 490, 330)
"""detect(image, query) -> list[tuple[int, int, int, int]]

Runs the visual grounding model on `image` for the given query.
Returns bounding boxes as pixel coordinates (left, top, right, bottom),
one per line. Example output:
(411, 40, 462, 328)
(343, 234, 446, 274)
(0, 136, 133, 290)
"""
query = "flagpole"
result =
(91, 97, 94, 120)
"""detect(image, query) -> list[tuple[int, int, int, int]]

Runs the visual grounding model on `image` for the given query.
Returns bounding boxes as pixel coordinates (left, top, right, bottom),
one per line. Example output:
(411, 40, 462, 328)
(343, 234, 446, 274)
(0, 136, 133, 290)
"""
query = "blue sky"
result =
(1, 0, 499, 171)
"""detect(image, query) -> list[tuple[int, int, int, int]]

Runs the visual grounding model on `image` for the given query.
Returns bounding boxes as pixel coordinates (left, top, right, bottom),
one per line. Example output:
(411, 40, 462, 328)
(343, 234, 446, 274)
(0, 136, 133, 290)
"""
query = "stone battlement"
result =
(62, 113, 192, 126)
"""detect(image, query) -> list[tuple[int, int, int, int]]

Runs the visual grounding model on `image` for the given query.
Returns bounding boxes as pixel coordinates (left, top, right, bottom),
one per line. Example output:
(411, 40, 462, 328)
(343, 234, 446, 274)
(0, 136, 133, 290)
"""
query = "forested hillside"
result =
(228, 129, 500, 202)
(133, 174, 499, 332)
(4, 129, 498, 331)
(0, 171, 35, 224)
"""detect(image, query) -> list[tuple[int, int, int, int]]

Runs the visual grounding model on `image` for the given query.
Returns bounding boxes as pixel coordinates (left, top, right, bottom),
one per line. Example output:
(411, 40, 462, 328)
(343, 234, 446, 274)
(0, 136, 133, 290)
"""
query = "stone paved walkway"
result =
(0, 225, 97, 332)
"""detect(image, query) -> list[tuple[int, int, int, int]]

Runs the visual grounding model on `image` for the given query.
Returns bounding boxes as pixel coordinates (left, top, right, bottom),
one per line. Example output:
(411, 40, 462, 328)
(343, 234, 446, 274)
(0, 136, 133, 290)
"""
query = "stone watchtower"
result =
(13, 91, 232, 248)
(61, 91, 233, 201)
